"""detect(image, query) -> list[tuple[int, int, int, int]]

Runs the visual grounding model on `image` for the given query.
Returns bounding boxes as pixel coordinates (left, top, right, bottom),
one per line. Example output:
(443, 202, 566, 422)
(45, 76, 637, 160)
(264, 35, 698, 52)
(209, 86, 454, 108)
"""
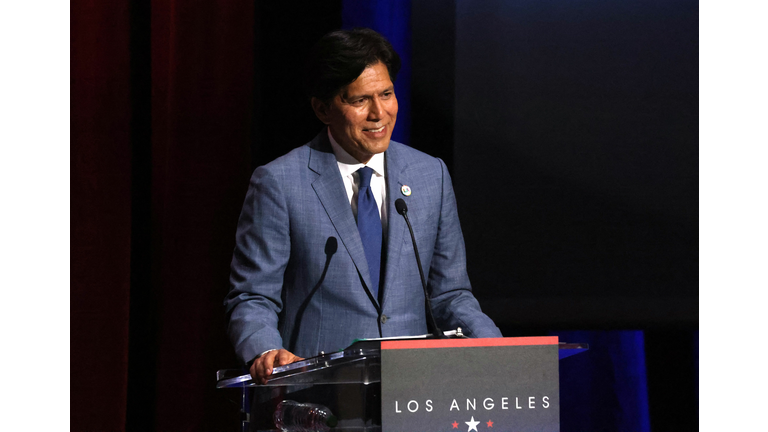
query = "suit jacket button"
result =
(380, 314, 388, 324)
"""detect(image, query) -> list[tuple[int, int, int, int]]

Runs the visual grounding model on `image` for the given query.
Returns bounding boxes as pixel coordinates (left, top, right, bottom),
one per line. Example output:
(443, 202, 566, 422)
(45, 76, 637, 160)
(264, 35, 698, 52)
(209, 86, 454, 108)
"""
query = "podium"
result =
(217, 337, 587, 432)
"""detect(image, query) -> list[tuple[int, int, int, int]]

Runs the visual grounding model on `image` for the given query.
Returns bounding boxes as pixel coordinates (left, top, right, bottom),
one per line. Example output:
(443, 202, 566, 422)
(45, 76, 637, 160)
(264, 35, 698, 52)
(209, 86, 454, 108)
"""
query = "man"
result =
(225, 28, 501, 384)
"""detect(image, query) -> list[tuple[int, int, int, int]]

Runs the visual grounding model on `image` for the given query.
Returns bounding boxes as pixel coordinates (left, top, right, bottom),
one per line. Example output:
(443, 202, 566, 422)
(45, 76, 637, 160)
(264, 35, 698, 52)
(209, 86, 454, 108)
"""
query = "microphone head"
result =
(325, 236, 338, 255)
(395, 198, 408, 215)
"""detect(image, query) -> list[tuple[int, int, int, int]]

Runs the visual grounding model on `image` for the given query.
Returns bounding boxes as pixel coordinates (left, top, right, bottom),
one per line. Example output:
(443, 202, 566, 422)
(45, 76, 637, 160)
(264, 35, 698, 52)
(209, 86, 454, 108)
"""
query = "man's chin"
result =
(352, 141, 389, 163)
(366, 140, 390, 156)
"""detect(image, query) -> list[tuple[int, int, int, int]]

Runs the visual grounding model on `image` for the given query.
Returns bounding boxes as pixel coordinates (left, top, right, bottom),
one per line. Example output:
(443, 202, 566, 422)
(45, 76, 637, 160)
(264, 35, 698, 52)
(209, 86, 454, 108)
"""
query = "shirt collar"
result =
(327, 128, 385, 179)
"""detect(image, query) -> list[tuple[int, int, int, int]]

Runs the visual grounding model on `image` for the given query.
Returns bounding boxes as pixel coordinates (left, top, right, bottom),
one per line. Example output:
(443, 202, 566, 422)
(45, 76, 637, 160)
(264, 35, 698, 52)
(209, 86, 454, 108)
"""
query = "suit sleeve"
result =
(428, 158, 503, 338)
(224, 167, 290, 364)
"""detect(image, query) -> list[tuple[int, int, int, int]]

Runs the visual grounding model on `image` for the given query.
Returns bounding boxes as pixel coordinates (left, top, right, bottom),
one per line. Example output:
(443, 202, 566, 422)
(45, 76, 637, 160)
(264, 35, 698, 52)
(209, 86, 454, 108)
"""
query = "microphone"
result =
(395, 199, 445, 339)
(289, 236, 338, 350)
(325, 236, 338, 255)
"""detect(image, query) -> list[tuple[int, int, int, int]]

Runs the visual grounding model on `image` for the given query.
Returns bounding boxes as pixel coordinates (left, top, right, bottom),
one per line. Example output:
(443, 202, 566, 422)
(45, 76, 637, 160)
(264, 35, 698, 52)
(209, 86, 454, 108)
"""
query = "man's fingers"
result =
(249, 358, 264, 383)
(275, 350, 304, 366)
(249, 350, 279, 384)
(262, 350, 278, 376)
(249, 349, 304, 385)
(249, 360, 257, 380)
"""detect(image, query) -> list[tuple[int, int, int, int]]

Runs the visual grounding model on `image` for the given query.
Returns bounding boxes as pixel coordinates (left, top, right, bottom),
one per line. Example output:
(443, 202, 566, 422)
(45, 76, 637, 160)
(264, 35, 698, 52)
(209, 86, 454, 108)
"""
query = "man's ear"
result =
(311, 97, 331, 124)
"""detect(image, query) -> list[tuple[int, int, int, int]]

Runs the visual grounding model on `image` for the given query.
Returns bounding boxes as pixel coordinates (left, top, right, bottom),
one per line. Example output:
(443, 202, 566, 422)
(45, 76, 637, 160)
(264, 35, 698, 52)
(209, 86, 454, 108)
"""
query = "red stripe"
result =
(381, 336, 558, 350)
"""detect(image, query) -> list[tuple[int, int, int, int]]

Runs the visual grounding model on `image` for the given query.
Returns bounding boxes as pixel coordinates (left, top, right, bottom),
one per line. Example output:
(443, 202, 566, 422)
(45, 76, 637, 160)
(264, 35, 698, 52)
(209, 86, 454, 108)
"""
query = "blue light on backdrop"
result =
(554, 330, 651, 431)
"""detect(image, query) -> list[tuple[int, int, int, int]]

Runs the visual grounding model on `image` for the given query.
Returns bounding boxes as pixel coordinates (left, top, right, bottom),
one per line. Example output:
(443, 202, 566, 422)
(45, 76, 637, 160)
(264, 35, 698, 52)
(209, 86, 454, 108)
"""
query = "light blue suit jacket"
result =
(225, 131, 501, 363)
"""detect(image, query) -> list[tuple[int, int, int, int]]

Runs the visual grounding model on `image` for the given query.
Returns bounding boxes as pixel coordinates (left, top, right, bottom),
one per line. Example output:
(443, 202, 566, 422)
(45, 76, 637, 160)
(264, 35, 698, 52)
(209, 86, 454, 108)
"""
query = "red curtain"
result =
(72, 1, 254, 430)
(149, 1, 254, 430)
(72, 1, 132, 430)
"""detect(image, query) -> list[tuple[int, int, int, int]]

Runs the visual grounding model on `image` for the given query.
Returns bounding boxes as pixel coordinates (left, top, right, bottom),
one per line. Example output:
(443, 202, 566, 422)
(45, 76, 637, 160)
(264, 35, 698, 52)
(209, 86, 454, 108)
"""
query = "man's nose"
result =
(367, 97, 384, 121)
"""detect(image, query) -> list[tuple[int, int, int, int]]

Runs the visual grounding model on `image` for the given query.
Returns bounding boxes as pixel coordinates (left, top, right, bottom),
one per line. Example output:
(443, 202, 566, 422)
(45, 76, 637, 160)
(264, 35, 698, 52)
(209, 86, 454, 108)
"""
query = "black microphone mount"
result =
(395, 199, 445, 339)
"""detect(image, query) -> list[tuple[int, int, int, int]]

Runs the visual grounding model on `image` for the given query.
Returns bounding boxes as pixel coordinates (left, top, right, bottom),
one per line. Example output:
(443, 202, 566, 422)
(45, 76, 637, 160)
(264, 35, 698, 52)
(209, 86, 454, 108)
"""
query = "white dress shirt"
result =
(327, 128, 388, 233)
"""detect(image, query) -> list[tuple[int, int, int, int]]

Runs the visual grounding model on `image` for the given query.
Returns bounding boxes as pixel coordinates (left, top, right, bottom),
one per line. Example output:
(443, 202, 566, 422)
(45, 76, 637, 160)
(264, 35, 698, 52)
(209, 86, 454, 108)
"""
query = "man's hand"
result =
(249, 349, 304, 385)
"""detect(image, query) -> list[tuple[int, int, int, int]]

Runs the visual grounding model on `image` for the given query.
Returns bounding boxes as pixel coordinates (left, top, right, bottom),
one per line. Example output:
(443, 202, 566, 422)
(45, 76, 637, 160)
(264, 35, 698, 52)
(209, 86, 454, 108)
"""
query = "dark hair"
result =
(304, 28, 401, 103)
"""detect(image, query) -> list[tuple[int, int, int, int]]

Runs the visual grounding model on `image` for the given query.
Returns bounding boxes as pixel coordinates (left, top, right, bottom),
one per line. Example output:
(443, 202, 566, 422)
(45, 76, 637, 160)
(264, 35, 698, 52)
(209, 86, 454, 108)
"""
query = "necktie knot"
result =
(357, 166, 374, 189)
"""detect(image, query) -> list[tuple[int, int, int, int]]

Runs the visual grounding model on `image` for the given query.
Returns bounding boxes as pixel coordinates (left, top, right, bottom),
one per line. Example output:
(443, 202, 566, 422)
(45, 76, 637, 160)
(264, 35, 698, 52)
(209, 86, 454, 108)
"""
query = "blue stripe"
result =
(552, 330, 651, 431)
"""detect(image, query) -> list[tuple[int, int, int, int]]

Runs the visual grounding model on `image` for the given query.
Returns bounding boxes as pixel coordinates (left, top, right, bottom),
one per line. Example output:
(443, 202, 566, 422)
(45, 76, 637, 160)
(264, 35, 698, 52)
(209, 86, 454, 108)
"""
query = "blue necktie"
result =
(356, 167, 382, 299)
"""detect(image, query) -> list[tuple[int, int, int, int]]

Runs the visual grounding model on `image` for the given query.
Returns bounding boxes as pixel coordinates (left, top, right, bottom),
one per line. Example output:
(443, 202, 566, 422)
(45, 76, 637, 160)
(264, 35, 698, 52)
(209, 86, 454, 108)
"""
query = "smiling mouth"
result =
(364, 126, 385, 133)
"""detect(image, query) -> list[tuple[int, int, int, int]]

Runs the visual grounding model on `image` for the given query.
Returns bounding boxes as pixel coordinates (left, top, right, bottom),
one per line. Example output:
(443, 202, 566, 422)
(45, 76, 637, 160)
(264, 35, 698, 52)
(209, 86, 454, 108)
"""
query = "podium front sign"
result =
(381, 337, 560, 432)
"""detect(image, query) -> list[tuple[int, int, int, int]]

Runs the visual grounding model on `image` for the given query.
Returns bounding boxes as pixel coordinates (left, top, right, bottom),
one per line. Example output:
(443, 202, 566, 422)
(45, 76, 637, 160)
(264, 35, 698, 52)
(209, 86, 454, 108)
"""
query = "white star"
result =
(465, 416, 480, 432)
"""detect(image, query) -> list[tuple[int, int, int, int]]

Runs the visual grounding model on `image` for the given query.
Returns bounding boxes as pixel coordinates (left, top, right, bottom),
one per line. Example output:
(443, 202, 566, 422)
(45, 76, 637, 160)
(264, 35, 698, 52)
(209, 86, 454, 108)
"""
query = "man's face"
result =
(313, 61, 398, 163)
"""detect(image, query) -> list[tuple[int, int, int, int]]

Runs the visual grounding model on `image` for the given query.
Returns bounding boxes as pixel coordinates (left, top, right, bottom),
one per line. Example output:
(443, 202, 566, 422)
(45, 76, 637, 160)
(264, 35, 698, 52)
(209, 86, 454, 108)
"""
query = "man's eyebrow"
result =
(343, 85, 395, 100)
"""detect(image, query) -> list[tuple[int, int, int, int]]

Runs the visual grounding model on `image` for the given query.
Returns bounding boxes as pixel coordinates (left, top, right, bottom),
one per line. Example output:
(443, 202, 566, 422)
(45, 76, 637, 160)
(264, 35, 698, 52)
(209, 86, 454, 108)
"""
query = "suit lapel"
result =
(308, 132, 377, 306)
(381, 142, 410, 310)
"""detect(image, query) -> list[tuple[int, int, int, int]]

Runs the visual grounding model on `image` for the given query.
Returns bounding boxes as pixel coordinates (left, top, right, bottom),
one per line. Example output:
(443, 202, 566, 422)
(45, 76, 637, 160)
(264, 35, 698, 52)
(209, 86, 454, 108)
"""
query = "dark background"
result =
(72, 0, 697, 430)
